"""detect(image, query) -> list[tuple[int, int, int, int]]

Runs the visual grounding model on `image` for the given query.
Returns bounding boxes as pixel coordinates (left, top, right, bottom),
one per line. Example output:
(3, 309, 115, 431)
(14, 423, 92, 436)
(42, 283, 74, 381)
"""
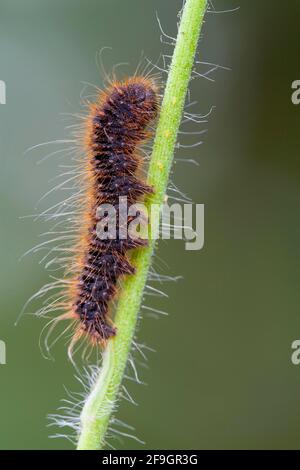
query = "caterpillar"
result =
(30, 76, 159, 356)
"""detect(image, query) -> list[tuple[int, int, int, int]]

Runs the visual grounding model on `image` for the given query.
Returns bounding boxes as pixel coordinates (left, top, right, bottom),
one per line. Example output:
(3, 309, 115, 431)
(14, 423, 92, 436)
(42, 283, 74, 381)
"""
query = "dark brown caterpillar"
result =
(63, 77, 159, 349)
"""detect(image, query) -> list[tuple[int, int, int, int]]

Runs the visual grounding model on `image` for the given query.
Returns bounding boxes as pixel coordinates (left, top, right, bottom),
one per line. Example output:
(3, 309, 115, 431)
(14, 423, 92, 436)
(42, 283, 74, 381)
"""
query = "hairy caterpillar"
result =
(72, 77, 158, 346)
(28, 76, 159, 356)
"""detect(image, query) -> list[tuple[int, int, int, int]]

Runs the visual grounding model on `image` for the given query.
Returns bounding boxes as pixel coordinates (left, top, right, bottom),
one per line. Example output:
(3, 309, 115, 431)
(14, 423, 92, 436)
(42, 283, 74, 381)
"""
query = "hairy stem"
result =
(77, 0, 207, 450)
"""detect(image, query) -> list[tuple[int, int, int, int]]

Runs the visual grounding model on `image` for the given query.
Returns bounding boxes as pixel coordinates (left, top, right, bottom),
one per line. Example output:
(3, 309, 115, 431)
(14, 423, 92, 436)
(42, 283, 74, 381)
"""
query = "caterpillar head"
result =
(122, 77, 159, 124)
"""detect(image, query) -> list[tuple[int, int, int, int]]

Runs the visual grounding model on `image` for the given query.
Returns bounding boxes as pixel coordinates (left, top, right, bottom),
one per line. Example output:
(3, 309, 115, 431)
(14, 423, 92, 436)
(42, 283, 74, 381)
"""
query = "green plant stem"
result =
(77, 0, 207, 450)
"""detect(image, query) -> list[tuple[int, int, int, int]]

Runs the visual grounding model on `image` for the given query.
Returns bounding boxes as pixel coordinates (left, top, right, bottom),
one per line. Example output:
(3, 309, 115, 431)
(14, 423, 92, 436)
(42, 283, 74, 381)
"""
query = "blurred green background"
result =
(0, 0, 300, 450)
